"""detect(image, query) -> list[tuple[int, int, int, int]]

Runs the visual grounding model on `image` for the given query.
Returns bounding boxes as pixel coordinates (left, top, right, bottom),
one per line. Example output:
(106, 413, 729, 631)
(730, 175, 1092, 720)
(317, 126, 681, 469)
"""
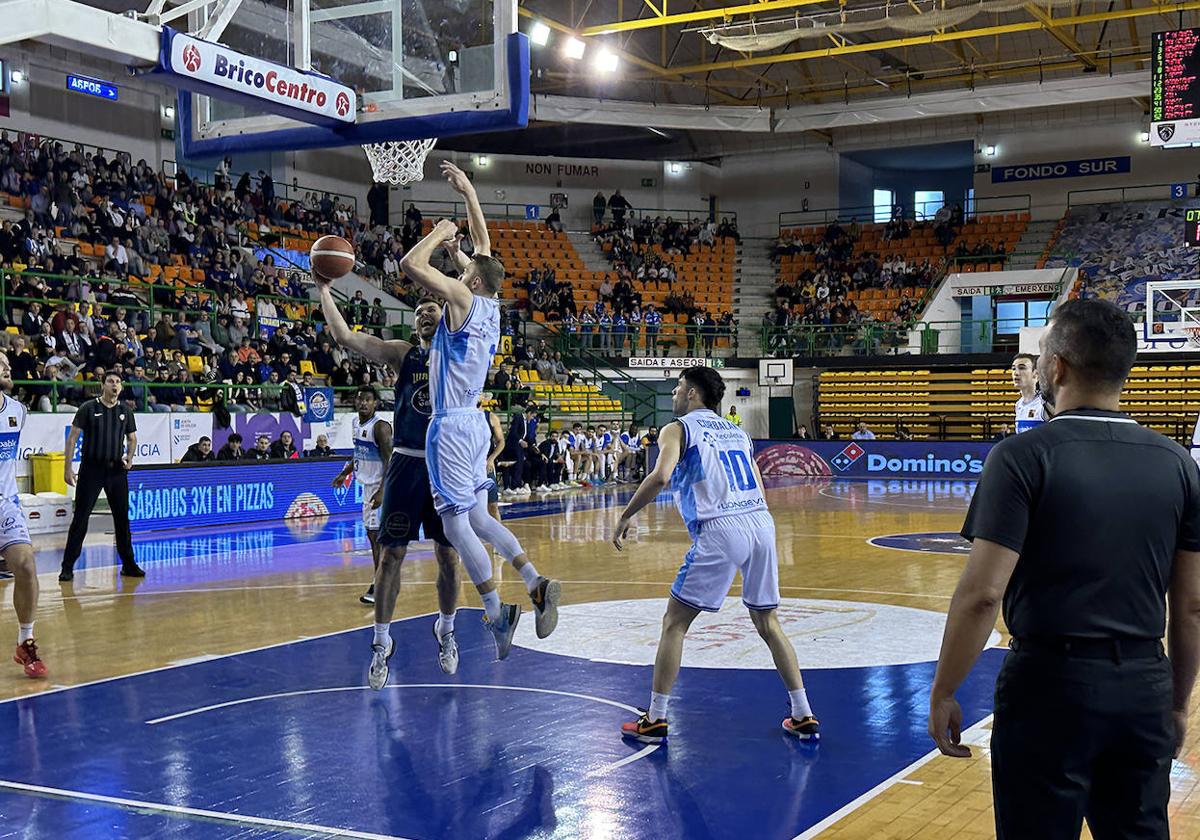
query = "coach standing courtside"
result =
(929, 298, 1200, 840)
(58, 370, 144, 581)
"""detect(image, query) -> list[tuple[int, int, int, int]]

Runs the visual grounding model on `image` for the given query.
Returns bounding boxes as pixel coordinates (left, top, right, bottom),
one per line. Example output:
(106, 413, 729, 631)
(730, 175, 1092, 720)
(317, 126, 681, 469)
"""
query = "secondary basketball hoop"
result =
(362, 138, 437, 185)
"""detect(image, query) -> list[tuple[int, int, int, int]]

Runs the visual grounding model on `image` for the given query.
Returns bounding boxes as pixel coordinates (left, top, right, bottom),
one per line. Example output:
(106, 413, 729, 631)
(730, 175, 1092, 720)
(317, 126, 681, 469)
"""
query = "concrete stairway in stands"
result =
(566, 231, 613, 275)
(1007, 219, 1061, 270)
(734, 238, 778, 357)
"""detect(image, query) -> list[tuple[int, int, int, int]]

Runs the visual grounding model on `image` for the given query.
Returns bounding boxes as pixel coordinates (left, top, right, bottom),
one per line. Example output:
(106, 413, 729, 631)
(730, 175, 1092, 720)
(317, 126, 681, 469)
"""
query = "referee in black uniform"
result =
(59, 369, 144, 581)
(929, 298, 1200, 840)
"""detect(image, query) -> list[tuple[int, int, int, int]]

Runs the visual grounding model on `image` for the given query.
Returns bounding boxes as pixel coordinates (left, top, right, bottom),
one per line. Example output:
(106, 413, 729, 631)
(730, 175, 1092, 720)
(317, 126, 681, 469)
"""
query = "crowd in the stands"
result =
(0, 134, 413, 413)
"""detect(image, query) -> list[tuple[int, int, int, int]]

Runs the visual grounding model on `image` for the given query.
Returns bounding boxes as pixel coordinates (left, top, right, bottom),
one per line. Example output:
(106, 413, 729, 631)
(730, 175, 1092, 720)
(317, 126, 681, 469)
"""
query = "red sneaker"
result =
(621, 714, 668, 744)
(14, 639, 47, 679)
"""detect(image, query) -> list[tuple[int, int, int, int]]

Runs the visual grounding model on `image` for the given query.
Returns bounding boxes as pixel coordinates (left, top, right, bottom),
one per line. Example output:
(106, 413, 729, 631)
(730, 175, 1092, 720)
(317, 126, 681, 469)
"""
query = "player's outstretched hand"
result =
(440, 161, 472, 196)
(443, 233, 464, 255)
(432, 218, 459, 239)
(611, 516, 632, 551)
(311, 271, 334, 291)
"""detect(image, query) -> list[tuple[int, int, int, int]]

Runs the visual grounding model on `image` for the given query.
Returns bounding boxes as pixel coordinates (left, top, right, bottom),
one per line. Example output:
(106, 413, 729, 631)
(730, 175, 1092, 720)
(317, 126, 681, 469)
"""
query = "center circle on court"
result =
(513, 597, 1000, 669)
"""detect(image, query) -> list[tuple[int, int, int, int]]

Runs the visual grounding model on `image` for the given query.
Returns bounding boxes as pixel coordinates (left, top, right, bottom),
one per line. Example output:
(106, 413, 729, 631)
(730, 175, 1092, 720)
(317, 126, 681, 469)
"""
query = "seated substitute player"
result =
(618, 423, 644, 482)
(611, 366, 819, 743)
(0, 352, 45, 679)
(315, 280, 463, 681)
(332, 386, 392, 605)
(399, 162, 561, 656)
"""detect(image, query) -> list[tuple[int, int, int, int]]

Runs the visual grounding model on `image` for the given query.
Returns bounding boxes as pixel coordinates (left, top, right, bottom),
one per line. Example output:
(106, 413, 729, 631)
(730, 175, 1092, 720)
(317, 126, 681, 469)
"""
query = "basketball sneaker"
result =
(782, 715, 820, 740)
(367, 637, 394, 690)
(621, 714, 667, 744)
(484, 603, 521, 660)
(432, 623, 459, 675)
(530, 576, 561, 639)
(13, 639, 47, 679)
(360, 584, 375, 605)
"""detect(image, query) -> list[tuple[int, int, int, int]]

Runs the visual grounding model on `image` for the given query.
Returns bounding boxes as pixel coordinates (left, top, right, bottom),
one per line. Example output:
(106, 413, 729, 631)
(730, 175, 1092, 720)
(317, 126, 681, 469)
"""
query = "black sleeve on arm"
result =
(72, 402, 89, 433)
(961, 439, 1035, 554)
(1177, 455, 1200, 552)
(125, 410, 137, 434)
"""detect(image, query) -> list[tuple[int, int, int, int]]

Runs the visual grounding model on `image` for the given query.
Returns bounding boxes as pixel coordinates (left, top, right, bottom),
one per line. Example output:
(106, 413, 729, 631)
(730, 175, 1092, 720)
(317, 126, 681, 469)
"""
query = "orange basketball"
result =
(310, 235, 356, 280)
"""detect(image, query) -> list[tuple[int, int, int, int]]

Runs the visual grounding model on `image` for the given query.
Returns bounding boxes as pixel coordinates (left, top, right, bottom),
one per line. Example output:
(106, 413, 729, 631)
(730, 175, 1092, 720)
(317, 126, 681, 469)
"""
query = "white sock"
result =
(517, 562, 541, 592)
(648, 691, 670, 722)
(481, 589, 502, 622)
(789, 688, 813, 720)
(17, 623, 33, 644)
(436, 612, 456, 638)
(373, 622, 390, 648)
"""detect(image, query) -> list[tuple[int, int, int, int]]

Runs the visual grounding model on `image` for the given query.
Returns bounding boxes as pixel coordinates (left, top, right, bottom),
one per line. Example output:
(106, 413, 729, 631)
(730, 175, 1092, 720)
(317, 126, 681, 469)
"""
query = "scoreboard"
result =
(1152, 27, 1200, 146)
(1188, 209, 1200, 247)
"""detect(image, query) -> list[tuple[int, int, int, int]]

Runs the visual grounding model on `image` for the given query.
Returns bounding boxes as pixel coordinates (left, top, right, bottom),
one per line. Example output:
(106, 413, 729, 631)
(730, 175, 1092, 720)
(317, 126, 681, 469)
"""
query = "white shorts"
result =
(361, 481, 382, 530)
(0, 495, 31, 553)
(671, 511, 780, 612)
(427, 410, 492, 515)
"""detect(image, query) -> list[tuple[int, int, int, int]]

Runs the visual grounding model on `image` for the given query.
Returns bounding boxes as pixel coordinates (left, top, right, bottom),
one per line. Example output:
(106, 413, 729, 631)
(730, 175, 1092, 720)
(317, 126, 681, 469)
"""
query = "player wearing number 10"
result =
(611, 366, 819, 743)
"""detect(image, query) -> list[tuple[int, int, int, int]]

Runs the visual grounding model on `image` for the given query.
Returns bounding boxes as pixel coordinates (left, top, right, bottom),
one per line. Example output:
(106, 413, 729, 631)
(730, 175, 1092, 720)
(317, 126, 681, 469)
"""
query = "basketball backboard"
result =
(759, 359, 795, 388)
(166, 0, 527, 158)
(1144, 280, 1200, 349)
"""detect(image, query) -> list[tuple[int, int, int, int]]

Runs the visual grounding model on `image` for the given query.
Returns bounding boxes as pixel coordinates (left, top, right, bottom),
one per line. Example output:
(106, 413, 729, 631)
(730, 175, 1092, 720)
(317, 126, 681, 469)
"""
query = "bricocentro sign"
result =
(161, 29, 356, 126)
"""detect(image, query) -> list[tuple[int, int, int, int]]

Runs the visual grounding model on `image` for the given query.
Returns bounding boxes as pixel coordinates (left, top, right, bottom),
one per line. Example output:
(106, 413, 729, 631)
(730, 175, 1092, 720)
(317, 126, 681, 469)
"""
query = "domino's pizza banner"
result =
(127, 458, 367, 533)
(753, 440, 994, 480)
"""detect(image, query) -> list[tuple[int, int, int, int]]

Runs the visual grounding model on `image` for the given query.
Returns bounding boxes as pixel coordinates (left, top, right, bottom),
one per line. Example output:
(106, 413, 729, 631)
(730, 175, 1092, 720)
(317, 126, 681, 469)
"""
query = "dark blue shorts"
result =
(378, 453, 451, 548)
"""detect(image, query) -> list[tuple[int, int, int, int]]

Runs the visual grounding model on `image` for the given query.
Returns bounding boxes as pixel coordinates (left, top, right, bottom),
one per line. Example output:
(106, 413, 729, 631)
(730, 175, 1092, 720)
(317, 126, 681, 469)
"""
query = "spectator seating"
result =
(817, 365, 1199, 441)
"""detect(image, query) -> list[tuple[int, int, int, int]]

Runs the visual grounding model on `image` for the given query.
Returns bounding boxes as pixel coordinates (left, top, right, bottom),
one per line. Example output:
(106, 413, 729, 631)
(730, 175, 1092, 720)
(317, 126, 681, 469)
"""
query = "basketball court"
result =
(0, 479, 1189, 838)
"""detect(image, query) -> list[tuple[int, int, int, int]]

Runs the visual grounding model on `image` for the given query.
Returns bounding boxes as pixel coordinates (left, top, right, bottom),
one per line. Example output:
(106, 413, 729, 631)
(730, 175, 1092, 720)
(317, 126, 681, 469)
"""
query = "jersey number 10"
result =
(718, 449, 758, 492)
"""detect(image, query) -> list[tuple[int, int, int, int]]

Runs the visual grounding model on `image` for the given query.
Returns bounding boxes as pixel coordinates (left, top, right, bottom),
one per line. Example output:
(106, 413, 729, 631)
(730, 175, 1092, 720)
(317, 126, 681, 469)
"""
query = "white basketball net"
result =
(362, 138, 437, 185)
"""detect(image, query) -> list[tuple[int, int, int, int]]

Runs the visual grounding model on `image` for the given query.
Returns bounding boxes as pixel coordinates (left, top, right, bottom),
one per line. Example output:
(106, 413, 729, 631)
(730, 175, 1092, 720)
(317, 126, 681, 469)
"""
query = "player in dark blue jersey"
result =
(316, 281, 465, 684)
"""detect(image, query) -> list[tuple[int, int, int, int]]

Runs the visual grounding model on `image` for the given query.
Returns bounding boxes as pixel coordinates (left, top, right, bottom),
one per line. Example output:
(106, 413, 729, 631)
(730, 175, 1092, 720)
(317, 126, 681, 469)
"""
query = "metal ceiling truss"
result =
(525, 0, 1193, 105)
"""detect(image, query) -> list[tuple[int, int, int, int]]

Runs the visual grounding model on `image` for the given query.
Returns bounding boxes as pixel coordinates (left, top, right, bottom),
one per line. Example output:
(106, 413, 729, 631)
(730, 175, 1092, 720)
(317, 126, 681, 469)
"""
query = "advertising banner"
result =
(169, 413, 214, 461)
(753, 440, 994, 480)
(128, 458, 364, 533)
(303, 387, 335, 423)
(17, 412, 172, 476)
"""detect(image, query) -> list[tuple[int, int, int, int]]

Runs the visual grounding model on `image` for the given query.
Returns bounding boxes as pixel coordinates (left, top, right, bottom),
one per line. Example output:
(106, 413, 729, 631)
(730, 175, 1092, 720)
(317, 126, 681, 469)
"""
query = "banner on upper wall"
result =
(753, 440, 994, 479)
(990, 156, 1130, 183)
(127, 458, 364, 532)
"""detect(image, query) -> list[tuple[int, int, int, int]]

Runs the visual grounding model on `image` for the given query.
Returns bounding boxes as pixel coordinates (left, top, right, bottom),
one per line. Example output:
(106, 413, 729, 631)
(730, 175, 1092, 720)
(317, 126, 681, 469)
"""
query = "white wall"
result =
(719, 147, 840, 239)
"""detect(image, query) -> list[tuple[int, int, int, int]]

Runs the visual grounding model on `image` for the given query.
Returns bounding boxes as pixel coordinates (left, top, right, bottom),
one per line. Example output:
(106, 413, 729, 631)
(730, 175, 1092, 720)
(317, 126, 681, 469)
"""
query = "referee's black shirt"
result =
(72, 398, 136, 463)
(962, 408, 1200, 640)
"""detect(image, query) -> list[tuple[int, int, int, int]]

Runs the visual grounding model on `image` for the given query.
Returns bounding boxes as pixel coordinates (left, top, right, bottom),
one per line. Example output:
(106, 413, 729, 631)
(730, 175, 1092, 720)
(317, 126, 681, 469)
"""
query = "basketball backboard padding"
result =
(180, 32, 529, 159)
(155, 27, 357, 129)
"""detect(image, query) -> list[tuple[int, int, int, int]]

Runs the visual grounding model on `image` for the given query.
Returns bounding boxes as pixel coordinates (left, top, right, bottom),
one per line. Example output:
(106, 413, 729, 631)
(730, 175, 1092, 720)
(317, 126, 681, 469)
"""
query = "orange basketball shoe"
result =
(14, 639, 47, 679)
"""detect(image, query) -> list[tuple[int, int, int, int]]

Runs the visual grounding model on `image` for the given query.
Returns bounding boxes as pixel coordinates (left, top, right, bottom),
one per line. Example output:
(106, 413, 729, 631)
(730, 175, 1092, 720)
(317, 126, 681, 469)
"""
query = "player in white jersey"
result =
(399, 161, 561, 656)
(610, 366, 818, 743)
(1012, 353, 1049, 434)
(333, 386, 392, 605)
(595, 424, 619, 483)
(0, 353, 45, 679)
(617, 423, 643, 482)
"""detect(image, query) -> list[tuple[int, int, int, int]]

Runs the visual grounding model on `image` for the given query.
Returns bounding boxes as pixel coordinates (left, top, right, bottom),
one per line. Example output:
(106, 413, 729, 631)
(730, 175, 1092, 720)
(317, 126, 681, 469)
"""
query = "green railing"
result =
(517, 321, 658, 425)
(1065, 182, 1192, 208)
(401, 200, 735, 227)
(161, 159, 360, 217)
(778, 193, 1032, 232)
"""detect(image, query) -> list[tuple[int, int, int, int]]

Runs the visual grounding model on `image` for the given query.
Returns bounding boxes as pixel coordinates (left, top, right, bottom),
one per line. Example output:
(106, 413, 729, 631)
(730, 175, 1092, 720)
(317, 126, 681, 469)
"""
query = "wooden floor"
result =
(3, 478, 1199, 838)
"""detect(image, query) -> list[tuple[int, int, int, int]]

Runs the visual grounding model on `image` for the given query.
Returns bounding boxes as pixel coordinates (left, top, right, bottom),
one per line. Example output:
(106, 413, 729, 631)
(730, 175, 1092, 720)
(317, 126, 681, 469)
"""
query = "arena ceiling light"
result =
(10, 70, 23, 84)
(595, 49, 619, 73)
(985, 145, 996, 156)
(563, 37, 586, 60)
(529, 21, 551, 46)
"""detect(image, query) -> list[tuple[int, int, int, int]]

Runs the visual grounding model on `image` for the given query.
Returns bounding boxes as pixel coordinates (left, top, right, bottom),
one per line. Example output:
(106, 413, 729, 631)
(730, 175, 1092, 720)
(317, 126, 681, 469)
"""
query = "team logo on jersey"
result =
(830, 442, 865, 471)
(382, 512, 411, 539)
(411, 384, 432, 416)
(7, 417, 16, 428)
